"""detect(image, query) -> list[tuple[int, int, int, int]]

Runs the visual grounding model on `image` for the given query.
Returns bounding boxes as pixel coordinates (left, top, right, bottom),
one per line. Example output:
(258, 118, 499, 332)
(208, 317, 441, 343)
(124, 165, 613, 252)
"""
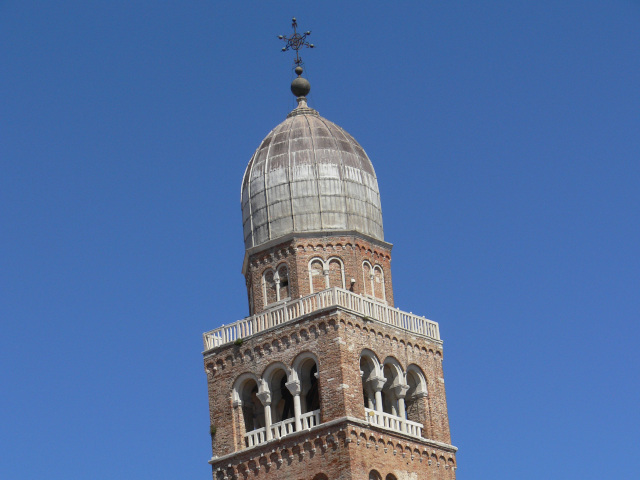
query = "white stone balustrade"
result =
(244, 427, 266, 448)
(243, 409, 321, 449)
(365, 408, 423, 439)
(203, 287, 439, 350)
(270, 417, 296, 439)
(300, 410, 320, 430)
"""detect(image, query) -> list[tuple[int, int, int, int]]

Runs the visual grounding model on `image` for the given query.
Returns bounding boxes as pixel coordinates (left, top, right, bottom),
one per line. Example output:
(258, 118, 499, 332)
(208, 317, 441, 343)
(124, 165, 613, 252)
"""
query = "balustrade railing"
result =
(270, 417, 296, 439)
(243, 409, 321, 449)
(244, 427, 266, 448)
(365, 408, 423, 439)
(203, 288, 439, 350)
(300, 409, 321, 430)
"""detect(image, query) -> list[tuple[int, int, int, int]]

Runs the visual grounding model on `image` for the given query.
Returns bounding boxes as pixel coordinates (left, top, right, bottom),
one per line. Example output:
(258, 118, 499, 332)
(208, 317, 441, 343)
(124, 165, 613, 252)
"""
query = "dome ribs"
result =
(241, 111, 385, 250)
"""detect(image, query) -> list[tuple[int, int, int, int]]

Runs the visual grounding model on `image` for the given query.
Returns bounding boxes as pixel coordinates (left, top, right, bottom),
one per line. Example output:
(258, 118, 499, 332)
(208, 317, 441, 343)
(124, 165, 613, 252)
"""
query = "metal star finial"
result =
(278, 17, 315, 67)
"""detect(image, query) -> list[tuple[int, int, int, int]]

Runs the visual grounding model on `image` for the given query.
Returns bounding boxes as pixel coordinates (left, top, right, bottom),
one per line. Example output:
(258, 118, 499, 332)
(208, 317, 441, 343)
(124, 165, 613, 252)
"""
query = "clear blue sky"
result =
(1, 1, 639, 479)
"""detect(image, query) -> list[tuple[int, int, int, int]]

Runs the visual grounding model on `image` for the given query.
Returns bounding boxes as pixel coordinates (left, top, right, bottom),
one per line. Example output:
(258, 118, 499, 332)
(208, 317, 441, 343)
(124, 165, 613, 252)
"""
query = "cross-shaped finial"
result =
(278, 17, 315, 67)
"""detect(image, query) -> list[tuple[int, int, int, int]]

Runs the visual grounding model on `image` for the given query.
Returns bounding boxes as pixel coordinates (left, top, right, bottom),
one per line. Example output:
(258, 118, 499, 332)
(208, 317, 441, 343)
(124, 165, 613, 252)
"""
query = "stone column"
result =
(323, 268, 330, 289)
(274, 271, 281, 301)
(391, 384, 410, 432)
(256, 387, 272, 441)
(367, 375, 386, 413)
(286, 379, 302, 431)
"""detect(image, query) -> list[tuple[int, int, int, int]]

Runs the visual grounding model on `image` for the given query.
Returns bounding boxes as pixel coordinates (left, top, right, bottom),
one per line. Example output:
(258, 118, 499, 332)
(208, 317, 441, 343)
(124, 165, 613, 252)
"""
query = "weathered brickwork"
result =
(209, 424, 456, 480)
(203, 306, 456, 480)
(243, 234, 394, 315)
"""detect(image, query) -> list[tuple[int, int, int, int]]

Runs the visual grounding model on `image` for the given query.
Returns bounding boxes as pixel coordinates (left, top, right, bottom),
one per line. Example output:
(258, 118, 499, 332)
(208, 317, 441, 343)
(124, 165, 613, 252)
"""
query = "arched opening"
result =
(237, 378, 264, 433)
(327, 257, 345, 288)
(373, 265, 385, 301)
(405, 366, 428, 425)
(268, 368, 294, 423)
(382, 363, 400, 416)
(360, 353, 379, 410)
(385, 474, 397, 480)
(263, 269, 277, 306)
(362, 261, 373, 296)
(277, 264, 289, 300)
(300, 359, 320, 413)
(369, 470, 382, 480)
(309, 259, 325, 293)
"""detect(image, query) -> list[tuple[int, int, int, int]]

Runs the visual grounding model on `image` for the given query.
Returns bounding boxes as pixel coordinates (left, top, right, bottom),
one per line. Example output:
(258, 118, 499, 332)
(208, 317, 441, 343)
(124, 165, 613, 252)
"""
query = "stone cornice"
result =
(202, 303, 443, 359)
(209, 415, 457, 469)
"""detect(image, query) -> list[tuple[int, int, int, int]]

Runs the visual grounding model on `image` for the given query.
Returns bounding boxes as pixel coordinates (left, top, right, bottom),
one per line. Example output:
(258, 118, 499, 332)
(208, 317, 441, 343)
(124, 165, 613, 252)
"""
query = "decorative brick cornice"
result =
(209, 416, 456, 479)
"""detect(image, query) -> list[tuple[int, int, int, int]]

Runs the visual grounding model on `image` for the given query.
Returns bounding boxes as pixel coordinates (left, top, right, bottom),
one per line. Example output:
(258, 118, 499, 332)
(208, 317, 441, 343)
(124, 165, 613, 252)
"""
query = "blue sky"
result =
(1, 1, 639, 479)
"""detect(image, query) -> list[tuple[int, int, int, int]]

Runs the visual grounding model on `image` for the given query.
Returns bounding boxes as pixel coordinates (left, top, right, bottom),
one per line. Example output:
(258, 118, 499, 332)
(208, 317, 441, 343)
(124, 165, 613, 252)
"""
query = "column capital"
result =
(408, 390, 428, 400)
(285, 379, 301, 396)
(256, 390, 271, 406)
(367, 375, 386, 392)
(391, 383, 410, 399)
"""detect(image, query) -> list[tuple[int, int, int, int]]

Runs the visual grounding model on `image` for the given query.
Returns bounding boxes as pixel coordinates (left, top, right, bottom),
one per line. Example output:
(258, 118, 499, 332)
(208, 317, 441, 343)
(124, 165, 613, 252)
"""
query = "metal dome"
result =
(241, 104, 384, 250)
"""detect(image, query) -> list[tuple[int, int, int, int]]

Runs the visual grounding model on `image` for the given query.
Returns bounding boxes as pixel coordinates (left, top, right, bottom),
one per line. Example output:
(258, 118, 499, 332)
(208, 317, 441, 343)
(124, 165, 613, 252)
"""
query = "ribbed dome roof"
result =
(241, 105, 384, 250)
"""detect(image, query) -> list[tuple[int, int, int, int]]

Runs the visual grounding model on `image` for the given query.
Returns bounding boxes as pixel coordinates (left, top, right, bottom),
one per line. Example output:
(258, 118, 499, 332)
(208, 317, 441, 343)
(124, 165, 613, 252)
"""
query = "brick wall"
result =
(209, 424, 457, 480)
(244, 234, 395, 315)
(203, 307, 455, 480)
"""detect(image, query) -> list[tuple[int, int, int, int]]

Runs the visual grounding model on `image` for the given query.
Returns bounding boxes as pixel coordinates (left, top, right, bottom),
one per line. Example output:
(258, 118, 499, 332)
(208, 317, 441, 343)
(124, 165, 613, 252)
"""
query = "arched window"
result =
(298, 358, 320, 413)
(263, 265, 290, 307)
(267, 367, 294, 423)
(405, 365, 428, 424)
(382, 363, 401, 415)
(369, 470, 382, 480)
(233, 375, 265, 440)
(373, 265, 385, 301)
(327, 257, 345, 288)
(385, 474, 397, 480)
(309, 259, 325, 293)
(360, 350, 381, 410)
(362, 261, 373, 296)
(277, 264, 290, 300)
(262, 269, 277, 306)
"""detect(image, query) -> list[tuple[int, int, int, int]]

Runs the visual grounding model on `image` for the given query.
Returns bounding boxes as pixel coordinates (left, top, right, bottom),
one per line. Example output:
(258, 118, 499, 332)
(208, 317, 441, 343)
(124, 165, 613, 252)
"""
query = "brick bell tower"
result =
(202, 20, 457, 480)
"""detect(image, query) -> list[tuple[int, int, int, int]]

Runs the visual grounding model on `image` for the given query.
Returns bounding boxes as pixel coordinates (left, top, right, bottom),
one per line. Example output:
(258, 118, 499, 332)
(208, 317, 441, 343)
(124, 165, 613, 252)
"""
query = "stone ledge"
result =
(209, 415, 457, 468)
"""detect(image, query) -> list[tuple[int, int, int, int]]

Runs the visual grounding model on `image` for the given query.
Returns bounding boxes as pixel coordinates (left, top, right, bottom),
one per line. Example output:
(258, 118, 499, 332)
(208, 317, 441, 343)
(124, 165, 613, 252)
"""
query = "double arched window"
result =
(262, 264, 290, 307)
(308, 257, 345, 293)
(362, 261, 386, 301)
(232, 353, 322, 448)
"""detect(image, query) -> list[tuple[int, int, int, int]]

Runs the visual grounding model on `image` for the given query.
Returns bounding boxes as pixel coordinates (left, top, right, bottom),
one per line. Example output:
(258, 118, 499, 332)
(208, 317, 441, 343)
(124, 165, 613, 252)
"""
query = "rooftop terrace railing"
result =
(203, 287, 440, 350)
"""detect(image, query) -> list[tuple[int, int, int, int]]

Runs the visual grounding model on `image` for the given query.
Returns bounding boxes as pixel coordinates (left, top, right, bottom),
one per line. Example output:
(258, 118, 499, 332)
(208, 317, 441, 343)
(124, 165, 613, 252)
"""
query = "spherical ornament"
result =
(291, 76, 311, 97)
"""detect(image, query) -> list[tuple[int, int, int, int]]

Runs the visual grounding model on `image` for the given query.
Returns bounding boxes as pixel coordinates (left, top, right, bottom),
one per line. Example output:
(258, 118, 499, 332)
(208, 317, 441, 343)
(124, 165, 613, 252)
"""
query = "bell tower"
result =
(202, 19, 457, 480)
